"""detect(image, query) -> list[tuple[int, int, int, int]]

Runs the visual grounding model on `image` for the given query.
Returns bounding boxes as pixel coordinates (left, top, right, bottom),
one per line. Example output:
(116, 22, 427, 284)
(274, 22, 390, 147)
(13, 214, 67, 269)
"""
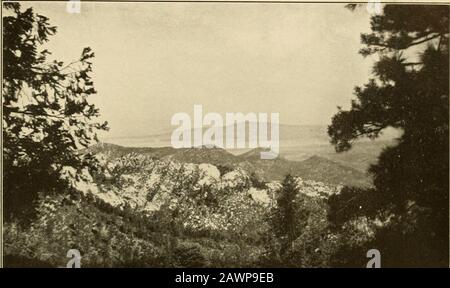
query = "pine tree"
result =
(267, 175, 306, 263)
(328, 5, 449, 267)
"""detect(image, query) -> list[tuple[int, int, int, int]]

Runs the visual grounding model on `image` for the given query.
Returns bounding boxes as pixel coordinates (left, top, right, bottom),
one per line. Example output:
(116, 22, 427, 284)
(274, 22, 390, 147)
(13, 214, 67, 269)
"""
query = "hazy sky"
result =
(21, 2, 377, 138)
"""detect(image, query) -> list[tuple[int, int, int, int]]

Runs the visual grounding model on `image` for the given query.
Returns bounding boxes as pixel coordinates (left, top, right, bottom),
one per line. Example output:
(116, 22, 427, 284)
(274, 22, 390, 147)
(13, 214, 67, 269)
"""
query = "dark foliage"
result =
(2, 3, 108, 220)
(328, 5, 449, 267)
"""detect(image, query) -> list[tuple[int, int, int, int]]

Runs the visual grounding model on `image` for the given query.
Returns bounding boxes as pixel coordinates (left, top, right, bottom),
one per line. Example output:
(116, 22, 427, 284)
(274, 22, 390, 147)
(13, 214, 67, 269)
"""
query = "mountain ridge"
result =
(87, 143, 372, 187)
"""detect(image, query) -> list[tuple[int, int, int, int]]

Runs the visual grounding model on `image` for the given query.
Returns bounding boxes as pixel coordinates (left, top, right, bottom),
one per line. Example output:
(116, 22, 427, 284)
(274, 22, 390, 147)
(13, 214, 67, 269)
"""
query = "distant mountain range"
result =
(102, 124, 332, 147)
(99, 124, 400, 172)
(87, 142, 374, 188)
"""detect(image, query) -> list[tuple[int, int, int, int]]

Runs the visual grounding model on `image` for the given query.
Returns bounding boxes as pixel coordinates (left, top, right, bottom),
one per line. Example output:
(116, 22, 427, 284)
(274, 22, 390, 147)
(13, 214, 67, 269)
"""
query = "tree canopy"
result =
(2, 3, 108, 219)
(328, 5, 449, 267)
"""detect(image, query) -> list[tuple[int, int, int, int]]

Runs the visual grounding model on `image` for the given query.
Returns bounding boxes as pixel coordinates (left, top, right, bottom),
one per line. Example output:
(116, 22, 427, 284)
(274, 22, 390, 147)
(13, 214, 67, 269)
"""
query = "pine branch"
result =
(408, 33, 441, 47)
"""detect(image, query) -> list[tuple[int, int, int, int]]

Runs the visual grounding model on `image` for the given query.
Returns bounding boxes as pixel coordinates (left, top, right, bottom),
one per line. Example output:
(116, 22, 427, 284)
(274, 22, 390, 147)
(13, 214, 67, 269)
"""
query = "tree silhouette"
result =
(2, 3, 108, 220)
(328, 5, 448, 267)
(275, 175, 299, 252)
(265, 174, 310, 266)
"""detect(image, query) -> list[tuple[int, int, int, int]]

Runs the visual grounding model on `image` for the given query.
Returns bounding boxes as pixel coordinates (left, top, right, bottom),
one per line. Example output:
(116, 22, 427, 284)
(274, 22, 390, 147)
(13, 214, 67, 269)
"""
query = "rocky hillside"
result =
(73, 152, 340, 234)
(86, 144, 372, 187)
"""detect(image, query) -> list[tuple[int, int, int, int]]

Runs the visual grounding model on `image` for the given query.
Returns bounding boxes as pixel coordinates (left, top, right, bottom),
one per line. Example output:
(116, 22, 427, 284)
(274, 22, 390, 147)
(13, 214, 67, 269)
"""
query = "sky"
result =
(19, 2, 377, 139)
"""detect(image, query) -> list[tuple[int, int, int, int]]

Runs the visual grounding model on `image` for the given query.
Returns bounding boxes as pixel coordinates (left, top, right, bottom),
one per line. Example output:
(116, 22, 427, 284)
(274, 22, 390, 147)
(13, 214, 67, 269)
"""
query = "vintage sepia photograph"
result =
(1, 1, 449, 268)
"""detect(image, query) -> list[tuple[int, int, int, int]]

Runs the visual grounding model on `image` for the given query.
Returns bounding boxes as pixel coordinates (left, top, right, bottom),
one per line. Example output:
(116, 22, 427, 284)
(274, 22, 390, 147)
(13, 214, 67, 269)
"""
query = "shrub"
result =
(173, 242, 209, 268)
